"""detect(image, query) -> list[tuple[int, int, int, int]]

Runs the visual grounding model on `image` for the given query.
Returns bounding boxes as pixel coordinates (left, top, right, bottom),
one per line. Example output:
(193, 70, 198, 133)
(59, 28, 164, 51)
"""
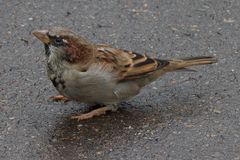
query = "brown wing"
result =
(96, 45, 169, 82)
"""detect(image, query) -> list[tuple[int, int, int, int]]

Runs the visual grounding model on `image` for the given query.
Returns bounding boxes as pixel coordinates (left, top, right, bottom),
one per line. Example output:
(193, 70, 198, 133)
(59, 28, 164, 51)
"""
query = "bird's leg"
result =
(70, 104, 119, 121)
(49, 95, 69, 103)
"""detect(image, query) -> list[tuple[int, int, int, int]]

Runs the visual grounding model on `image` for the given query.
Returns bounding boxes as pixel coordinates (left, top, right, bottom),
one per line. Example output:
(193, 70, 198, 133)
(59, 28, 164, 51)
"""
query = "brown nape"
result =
(48, 27, 95, 64)
(63, 35, 96, 64)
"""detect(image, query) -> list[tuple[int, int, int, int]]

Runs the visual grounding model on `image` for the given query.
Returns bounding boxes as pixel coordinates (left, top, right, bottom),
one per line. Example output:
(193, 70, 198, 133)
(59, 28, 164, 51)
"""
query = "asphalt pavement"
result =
(1, 0, 240, 159)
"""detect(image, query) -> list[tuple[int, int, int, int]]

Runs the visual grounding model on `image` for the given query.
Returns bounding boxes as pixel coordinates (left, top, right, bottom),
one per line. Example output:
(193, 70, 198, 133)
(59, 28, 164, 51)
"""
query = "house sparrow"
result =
(32, 27, 217, 121)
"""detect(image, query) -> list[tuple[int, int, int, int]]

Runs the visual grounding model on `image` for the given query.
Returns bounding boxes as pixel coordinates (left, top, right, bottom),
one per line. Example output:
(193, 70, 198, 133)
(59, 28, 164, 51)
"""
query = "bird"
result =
(32, 27, 217, 121)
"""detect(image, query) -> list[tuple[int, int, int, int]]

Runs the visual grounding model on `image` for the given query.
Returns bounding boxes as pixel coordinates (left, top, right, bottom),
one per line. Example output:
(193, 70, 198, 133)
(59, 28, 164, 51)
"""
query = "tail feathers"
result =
(137, 56, 216, 87)
(180, 56, 217, 65)
(174, 67, 197, 72)
(163, 56, 217, 72)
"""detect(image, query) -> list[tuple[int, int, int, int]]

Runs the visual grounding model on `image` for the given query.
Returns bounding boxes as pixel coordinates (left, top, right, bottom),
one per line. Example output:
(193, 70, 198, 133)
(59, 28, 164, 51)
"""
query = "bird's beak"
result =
(32, 30, 50, 44)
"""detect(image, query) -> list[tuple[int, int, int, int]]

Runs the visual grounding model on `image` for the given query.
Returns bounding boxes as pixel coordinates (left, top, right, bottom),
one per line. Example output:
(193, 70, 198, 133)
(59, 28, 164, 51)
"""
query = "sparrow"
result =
(32, 27, 217, 121)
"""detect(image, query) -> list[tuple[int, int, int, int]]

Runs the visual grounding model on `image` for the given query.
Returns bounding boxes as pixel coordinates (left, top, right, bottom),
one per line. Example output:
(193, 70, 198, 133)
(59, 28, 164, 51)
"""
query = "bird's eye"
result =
(54, 37, 63, 44)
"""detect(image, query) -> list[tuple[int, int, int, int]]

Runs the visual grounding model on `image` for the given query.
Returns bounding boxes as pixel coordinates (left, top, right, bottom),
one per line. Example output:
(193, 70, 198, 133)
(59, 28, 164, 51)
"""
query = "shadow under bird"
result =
(32, 27, 217, 121)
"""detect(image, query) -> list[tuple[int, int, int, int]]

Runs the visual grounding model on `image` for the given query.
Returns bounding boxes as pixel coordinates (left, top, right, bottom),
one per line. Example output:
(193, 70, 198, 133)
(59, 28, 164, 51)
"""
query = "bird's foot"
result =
(70, 105, 118, 121)
(49, 95, 69, 103)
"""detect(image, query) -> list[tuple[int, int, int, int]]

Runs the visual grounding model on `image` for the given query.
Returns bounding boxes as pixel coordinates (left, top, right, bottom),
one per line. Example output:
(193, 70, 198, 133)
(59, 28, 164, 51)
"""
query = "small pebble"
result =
(223, 18, 235, 23)
(152, 86, 158, 90)
(213, 109, 221, 114)
(96, 151, 102, 155)
(77, 124, 83, 128)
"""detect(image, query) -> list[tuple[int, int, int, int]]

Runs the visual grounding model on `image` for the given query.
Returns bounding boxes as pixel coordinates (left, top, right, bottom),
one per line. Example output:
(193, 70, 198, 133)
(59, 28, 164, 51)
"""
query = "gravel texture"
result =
(1, 0, 240, 160)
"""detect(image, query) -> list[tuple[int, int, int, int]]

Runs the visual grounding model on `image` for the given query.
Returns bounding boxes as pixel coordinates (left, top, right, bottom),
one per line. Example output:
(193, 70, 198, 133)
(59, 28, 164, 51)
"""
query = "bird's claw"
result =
(49, 95, 69, 103)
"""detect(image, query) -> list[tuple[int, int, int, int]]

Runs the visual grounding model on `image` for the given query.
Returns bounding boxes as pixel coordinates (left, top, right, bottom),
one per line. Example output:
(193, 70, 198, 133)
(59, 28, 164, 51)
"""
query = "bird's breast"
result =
(49, 73, 66, 91)
(47, 61, 66, 94)
(47, 63, 140, 104)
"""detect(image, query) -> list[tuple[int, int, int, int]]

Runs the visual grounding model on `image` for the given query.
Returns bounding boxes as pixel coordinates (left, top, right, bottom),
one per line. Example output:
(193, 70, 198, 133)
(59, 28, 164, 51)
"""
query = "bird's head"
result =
(32, 27, 94, 65)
